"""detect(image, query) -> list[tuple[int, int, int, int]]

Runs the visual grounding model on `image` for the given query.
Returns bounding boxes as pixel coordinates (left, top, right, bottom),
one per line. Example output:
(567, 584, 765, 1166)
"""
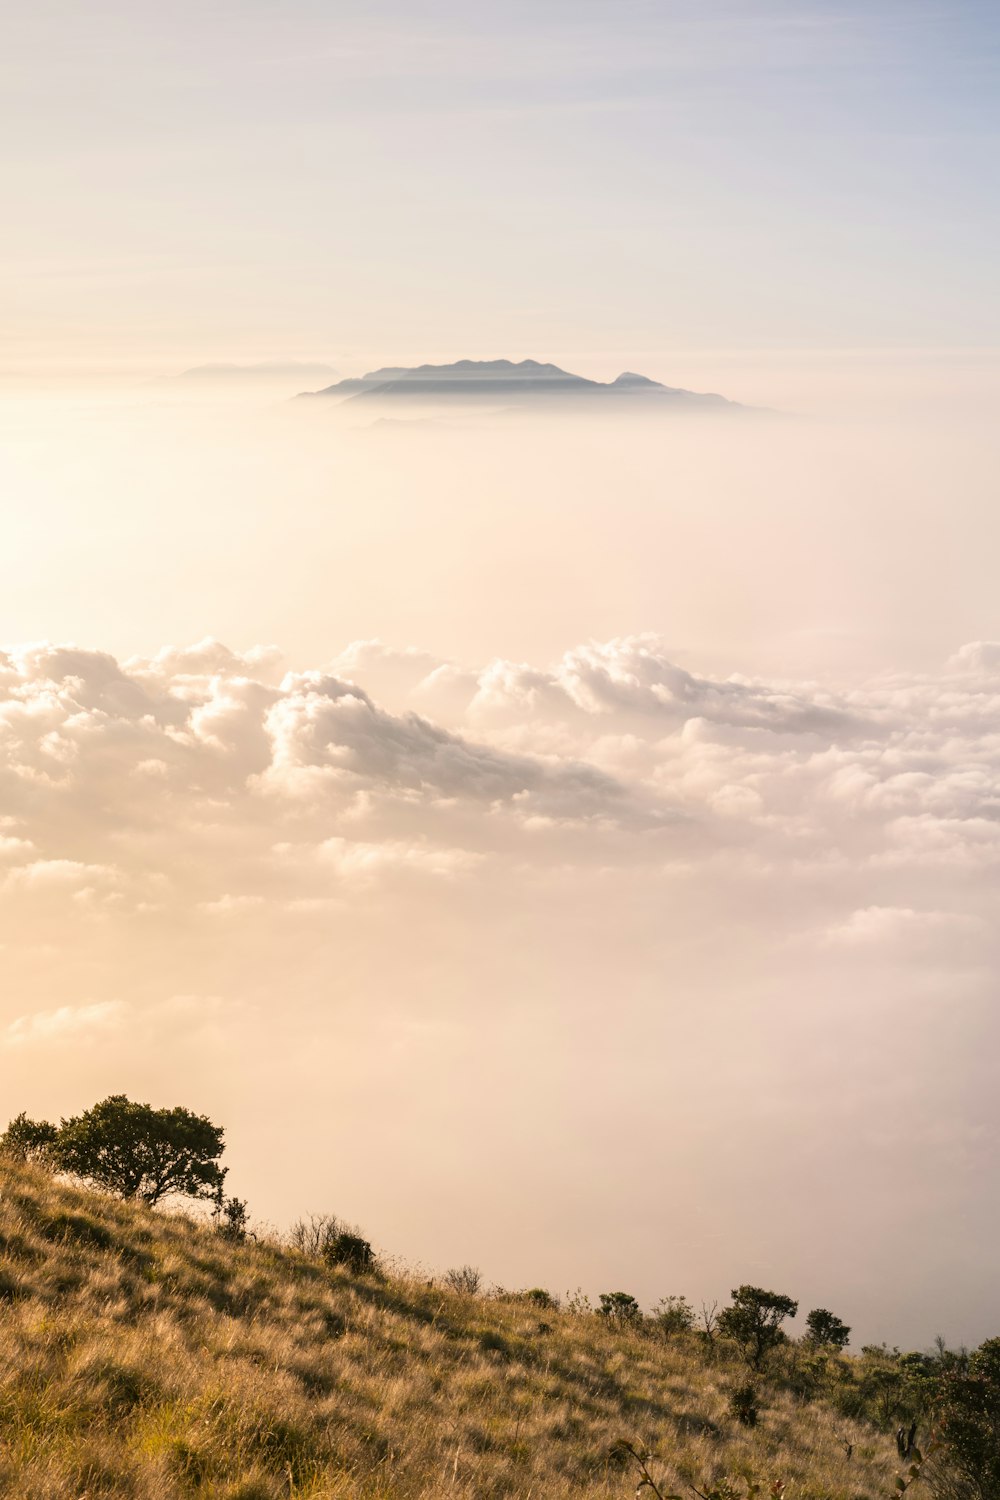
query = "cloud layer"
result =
(3, 632, 999, 1345)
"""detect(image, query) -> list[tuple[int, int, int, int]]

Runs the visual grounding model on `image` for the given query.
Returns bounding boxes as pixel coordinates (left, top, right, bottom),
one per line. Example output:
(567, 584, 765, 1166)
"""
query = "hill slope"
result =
(0, 1161, 898, 1499)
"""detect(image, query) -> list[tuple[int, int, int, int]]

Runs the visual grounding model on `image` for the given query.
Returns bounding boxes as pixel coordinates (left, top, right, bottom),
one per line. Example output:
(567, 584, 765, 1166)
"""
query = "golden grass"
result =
(0, 1160, 899, 1499)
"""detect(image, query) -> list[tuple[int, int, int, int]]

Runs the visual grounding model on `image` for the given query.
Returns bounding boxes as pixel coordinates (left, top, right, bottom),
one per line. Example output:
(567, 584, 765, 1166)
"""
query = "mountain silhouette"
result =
(298, 359, 739, 409)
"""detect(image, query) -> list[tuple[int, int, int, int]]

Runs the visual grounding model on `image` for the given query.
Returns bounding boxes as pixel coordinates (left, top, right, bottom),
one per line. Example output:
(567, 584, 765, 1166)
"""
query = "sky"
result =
(2, 0, 998, 378)
(2, 0, 1000, 1349)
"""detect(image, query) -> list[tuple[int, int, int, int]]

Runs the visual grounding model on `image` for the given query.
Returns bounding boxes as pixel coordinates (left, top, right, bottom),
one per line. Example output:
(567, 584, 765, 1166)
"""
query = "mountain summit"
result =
(298, 358, 739, 409)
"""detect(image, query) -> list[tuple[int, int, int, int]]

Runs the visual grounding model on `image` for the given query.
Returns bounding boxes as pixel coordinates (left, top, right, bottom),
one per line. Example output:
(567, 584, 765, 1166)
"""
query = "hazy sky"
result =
(2, 1, 1000, 1350)
(2, 0, 998, 375)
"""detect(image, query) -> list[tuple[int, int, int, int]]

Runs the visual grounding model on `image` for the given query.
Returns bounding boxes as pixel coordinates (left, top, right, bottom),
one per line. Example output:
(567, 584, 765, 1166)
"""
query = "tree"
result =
(213, 1192, 250, 1242)
(0, 1112, 59, 1162)
(933, 1336, 1000, 1500)
(598, 1291, 642, 1325)
(55, 1094, 225, 1206)
(699, 1299, 720, 1352)
(805, 1307, 851, 1350)
(718, 1285, 799, 1369)
(652, 1295, 695, 1337)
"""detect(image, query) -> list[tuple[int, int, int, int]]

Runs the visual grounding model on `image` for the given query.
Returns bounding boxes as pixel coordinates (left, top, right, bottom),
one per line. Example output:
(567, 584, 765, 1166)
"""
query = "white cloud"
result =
(824, 905, 982, 948)
(6, 999, 127, 1046)
(0, 632, 997, 910)
(199, 893, 267, 915)
(317, 836, 483, 881)
(3, 858, 120, 892)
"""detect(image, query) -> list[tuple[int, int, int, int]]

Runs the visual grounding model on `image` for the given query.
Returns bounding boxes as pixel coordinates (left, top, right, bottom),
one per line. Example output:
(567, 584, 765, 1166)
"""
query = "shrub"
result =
(728, 1380, 760, 1426)
(0, 1112, 58, 1163)
(653, 1295, 695, 1337)
(288, 1213, 341, 1258)
(598, 1291, 642, 1325)
(323, 1232, 375, 1275)
(519, 1287, 558, 1309)
(805, 1307, 851, 1350)
(55, 1095, 226, 1206)
(444, 1265, 482, 1295)
(859, 1348, 907, 1425)
(214, 1195, 250, 1242)
(718, 1285, 799, 1370)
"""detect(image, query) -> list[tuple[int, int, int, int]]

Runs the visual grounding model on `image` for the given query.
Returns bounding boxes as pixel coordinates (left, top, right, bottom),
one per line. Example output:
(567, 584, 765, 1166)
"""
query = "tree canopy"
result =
(55, 1094, 226, 1206)
(936, 1336, 1000, 1500)
(0, 1112, 59, 1162)
(718, 1285, 799, 1369)
(805, 1307, 851, 1350)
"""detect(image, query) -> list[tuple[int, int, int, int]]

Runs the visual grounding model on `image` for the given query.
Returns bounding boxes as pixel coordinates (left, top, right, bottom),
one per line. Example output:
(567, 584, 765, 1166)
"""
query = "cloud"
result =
(0, 633, 997, 915)
(6, 999, 127, 1046)
(3, 633, 1000, 1348)
(3, 858, 121, 893)
(823, 905, 982, 948)
(946, 641, 1000, 675)
(199, 893, 267, 915)
(465, 635, 863, 738)
(317, 836, 483, 881)
(257, 669, 635, 823)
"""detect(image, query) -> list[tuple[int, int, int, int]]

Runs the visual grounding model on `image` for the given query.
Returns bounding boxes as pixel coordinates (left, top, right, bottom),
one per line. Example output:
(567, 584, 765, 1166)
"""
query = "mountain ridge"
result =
(298, 358, 740, 409)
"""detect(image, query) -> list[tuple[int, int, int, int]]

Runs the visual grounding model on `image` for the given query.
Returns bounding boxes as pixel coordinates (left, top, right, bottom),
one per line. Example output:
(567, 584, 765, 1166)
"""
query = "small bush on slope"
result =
(0, 1160, 902, 1499)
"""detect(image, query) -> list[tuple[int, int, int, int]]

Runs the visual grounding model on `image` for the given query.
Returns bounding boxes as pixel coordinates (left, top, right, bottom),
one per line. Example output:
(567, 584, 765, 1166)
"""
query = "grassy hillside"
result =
(0, 1160, 902, 1500)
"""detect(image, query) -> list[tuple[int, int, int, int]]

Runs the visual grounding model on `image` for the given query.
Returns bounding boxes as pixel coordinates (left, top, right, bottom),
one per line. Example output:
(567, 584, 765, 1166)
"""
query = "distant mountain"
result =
(297, 359, 739, 409)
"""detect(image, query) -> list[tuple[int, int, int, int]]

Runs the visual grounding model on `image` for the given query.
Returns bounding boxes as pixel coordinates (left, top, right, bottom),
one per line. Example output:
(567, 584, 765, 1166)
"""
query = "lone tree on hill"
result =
(55, 1094, 226, 1206)
(805, 1307, 851, 1350)
(718, 1285, 799, 1369)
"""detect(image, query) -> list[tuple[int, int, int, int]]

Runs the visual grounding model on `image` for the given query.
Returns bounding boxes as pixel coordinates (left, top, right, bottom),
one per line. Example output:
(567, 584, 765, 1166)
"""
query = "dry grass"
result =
(0, 1160, 899, 1499)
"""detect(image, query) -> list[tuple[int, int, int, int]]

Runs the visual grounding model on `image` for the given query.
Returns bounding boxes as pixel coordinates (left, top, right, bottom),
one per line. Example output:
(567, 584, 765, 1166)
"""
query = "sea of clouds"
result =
(2, 631, 1000, 914)
(2, 630, 998, 1341)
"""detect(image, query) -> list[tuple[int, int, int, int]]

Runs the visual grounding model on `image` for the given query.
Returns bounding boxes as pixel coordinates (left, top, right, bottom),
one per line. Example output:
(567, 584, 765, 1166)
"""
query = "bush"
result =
(0, 1112, 58, 1163)
(728, 1380, 760, 1426)
(519, 1287, 558, 1309)
(653, 1295, 695, 1337)
(444, 1265, 482, 1295)
(289, 1213, 341, 1258)
(323, 1232, 375, 1276)
(598, 1291, 642, 1325)
(214, 1195, 250, 1242)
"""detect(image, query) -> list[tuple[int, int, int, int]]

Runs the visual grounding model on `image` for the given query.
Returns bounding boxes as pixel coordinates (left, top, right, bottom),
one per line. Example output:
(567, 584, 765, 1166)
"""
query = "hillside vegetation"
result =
(0, 1160, 926, 1499)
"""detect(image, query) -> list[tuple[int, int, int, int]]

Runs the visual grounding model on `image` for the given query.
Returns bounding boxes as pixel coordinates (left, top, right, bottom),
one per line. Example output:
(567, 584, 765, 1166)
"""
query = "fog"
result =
(2, 365, 998, 1347)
